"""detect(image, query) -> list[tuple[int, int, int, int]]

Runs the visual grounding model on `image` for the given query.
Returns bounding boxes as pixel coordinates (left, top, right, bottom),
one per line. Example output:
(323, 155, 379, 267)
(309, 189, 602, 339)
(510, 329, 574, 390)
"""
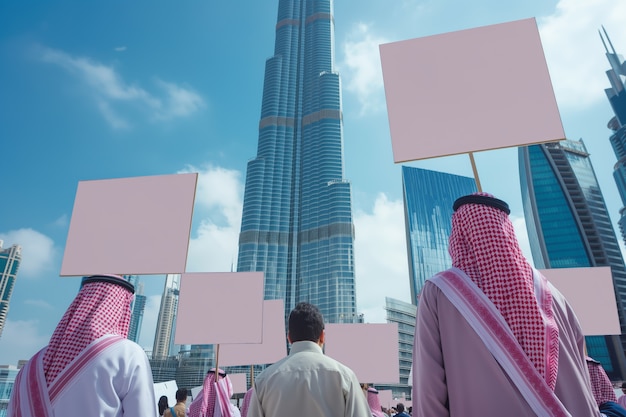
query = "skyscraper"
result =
(152, 274, 179, 359)
(128, 281, 146, 344)
(236, 0, 358, 323)
(600, 29, 626, 248)
(0, 241, 21, 339)
(519, 140, 626, 379)
(401, 166, 477, 304)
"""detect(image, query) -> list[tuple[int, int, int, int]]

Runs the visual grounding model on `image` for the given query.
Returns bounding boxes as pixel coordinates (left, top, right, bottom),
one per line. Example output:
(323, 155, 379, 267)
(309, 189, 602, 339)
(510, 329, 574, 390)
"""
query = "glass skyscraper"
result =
(237, 0, 358, 323)
(128, 281, 146, 344)
(0, 241, 21, 339)
(600, 29, 626, 249)
(519, 140, 626, 379)
(401, 166, 477, 304)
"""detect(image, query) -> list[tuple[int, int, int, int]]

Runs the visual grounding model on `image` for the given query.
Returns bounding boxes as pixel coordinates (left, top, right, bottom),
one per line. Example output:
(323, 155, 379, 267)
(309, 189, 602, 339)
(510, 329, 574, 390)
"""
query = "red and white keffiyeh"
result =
(448, 192, 560, 390)
(366, 387, 386, 417)
(240, 388, 253, 417)
(42, 275, 133, 385)
(586, 356, 617, 406)
(188, 369, 234, 417)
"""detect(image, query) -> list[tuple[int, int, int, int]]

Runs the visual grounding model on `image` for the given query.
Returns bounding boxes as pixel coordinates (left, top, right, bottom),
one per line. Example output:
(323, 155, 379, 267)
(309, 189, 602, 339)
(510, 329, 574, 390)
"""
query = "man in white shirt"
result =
(247, 302, 371, 417)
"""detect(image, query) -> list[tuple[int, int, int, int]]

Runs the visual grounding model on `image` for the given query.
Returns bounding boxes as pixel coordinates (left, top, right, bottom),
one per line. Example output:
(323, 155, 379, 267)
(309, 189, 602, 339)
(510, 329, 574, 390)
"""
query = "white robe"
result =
(8, 335, 156, 417)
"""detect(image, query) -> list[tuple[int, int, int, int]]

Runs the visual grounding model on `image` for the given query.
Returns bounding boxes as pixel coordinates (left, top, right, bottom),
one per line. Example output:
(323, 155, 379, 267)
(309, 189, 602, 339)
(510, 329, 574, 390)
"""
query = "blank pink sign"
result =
(380, 18, 564, 163)
(175, 272, 264, 344)
(60, 173, 197, 276)
(325, 323, 399, 384)
(229, 373, 248, 394)
(219, 299, 287, 366)
(377, 390, 394, 409)
(540, 267, 620, 335)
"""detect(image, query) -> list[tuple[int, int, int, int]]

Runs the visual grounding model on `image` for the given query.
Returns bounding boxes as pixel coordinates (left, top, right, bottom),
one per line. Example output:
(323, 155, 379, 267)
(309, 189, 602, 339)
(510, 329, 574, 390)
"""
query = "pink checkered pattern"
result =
(42, 276, 133, 385)
(586, 357, 617, 406)
(188, 369, 234, 417)
(448, 192, 560, 390)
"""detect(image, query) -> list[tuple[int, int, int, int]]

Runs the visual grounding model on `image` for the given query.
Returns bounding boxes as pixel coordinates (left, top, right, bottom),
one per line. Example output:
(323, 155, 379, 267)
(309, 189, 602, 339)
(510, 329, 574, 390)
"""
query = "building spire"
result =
(602, 25, 618, 55)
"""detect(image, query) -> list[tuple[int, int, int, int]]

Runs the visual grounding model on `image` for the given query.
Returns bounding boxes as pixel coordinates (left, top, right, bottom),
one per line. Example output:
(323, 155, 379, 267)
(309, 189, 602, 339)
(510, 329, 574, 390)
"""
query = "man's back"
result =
(248, 341, 370, 417)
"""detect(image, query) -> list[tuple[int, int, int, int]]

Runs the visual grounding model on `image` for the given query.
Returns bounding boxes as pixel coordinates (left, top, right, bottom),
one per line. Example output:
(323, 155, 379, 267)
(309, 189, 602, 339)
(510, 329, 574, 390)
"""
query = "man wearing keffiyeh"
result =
(188, 368, 241, 417)
(586, 356, 626, 416)
(7, 274, 156, 417)
(412, 192, 600, 417)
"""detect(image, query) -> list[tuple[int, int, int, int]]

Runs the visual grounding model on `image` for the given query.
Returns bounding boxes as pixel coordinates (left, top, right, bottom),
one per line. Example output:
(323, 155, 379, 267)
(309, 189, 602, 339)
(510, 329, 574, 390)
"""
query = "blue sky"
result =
(1, 0, 625, 365)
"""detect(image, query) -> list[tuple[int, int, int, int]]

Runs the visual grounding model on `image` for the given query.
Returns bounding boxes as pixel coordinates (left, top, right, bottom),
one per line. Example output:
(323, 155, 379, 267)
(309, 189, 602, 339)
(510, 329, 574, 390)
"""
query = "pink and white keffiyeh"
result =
(366, 387, 386, 417)
(449, 192, 560, 390)
(188, 369, 234, 417)
(586, 356, 617, 406)
(240, 388, 253, 417)
(42, 275, 134, 385)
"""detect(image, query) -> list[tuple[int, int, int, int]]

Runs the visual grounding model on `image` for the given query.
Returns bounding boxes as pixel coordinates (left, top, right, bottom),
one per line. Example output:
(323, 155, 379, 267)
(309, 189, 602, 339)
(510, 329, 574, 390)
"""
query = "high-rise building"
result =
(236, 0, 358, 324)
(401, 166, 477, 304)
(152, 274, 179, 359)
(600, 29, 626, 248)
(519, 139, 626, 379)
(0, 365, 19, 417)
(377, 297, 416, 399)
(128, 281, 146, 344)
(0, 241, 21, 339)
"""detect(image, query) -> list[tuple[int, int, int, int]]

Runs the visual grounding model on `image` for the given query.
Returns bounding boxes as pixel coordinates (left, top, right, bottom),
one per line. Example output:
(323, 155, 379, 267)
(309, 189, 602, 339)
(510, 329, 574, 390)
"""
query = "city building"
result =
(0, 241, 21, 339)
(401, 166, 477, 304)
(600, 29, 626, 248)
(152, 274, 179, 360)
(376, 297, 416, 400)
(519, 139, 626, 379)
(0, 365, 19, 417)
(128, 281, 146, 344)
(236, 0, 358, 324)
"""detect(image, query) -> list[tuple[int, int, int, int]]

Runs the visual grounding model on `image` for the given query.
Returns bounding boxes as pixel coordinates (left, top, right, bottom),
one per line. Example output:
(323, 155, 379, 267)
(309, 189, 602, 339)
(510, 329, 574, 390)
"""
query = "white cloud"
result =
(353, 194, 410, 323)
(180, 165, 243, 273)
(339, 23, 389, 116)
(0, 320, 49, 366)
(37, 46, 205, 128)
(538, 0, 626, 110)
(24, 299, 54, 309)
(52, 214, 69, 228)
(0, 229, 57, 279)
(114, 46, 127, 52)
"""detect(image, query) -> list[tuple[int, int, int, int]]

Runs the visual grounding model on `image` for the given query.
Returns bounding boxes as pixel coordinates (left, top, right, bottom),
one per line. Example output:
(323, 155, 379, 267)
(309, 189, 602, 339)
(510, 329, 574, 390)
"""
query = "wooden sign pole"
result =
(468, 152, 483, 192)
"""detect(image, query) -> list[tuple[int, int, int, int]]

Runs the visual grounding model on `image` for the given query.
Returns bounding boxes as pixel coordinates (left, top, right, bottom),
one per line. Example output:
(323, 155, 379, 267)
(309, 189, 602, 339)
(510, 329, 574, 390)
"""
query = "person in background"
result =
(413, 193, 600, 416)
(247, 302, 371, 417)
(586, 356, 626, 417)
(159, 396, 170, 416)
(7, 274, 156, 416)
(618, 382, 626, 408)
(365, 387, 387, 417)
(164, 388, 188, 417)
(188, 369, 240, 417)
(394, 403, 410, 417)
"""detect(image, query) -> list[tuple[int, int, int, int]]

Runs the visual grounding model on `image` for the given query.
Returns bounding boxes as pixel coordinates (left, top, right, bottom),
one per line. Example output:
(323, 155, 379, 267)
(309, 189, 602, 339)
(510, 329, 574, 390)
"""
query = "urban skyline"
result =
(0, 1, 625, 366)
(0, 242, 21, 340)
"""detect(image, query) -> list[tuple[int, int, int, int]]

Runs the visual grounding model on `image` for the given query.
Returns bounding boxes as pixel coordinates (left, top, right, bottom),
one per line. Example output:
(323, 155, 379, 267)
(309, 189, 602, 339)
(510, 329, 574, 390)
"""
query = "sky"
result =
(1, 0, 626, 366)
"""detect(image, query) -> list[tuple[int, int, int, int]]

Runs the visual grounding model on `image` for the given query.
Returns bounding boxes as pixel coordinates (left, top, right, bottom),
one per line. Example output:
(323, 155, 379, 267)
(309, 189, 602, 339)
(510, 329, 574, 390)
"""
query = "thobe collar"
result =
(289, 340, 323, 355)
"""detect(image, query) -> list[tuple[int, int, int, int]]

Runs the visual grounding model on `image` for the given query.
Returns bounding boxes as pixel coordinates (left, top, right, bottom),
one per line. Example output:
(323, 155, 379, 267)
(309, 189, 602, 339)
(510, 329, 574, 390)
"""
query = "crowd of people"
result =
(7, 193, 626, 417)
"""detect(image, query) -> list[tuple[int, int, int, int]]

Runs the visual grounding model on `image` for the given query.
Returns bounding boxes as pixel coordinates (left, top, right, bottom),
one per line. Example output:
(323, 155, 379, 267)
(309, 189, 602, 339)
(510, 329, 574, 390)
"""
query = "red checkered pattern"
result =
(188, 369, 234, 417)
(42, 276, 133, 385)
(586, 356, 617, 406)
(449, 192, 560, 390)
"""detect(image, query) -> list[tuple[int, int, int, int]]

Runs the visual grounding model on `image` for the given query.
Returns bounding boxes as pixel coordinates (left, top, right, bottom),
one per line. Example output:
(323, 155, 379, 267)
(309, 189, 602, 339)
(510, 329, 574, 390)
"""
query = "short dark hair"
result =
(175, 388, 188, 402)
(396, 403, 405, 413)
(288, 302, 324, 343)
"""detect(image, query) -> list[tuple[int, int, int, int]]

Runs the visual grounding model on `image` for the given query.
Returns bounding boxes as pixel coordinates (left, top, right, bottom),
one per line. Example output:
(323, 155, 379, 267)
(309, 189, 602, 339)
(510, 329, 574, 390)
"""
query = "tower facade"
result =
(519, 140, 626, 379)
(401, 166, 477, 304)
(237, 0, 358, 323)
(128, 281, 146, 344)
(152, 274, 179, 359)
(0, 241, 21, 339)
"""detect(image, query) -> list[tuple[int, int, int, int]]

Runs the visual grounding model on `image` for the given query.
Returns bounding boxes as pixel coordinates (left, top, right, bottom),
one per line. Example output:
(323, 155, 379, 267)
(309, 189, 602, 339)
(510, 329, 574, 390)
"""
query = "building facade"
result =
(236, 0, 358, 324)
(128, 281, 146, 344)
(401, 166, 477, 304)
(152, 274, 179, 360)
(519, 140, 626, 379)
(0, 365, 19, 417)
(0, 241, 21, 339)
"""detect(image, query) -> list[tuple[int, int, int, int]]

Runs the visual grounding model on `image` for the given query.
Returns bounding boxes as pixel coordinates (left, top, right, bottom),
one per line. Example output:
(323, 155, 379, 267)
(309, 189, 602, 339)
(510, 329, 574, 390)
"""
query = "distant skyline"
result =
(1, 0, 625, 365)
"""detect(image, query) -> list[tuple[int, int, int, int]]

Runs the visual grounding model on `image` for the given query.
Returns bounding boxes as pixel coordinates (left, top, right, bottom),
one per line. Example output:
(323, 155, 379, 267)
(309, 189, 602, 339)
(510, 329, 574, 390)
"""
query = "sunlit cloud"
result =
(0, 229, 58, 279)
(0, 320, 49, 366)
(37, 45, 205, 129)
(24, 299, 54, 309)
(114, 46, 127, 52)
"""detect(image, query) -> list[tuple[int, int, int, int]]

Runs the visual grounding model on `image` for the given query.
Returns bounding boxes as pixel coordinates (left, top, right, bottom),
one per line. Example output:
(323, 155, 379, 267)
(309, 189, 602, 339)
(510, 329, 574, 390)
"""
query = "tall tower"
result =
(401, 166, 477, 304)
(152, 274, 179, 359)
(0, 241, 21, 339)
(128, 281, 146, 344)
(519, 140, 626, 380)
(237, 0, 358, 323)
(600, 28, 626, 247)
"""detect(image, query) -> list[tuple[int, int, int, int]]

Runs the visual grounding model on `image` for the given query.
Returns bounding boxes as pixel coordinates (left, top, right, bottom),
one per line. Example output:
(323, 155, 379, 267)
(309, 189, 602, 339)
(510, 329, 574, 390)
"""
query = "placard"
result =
(61, 173, 197, 276)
